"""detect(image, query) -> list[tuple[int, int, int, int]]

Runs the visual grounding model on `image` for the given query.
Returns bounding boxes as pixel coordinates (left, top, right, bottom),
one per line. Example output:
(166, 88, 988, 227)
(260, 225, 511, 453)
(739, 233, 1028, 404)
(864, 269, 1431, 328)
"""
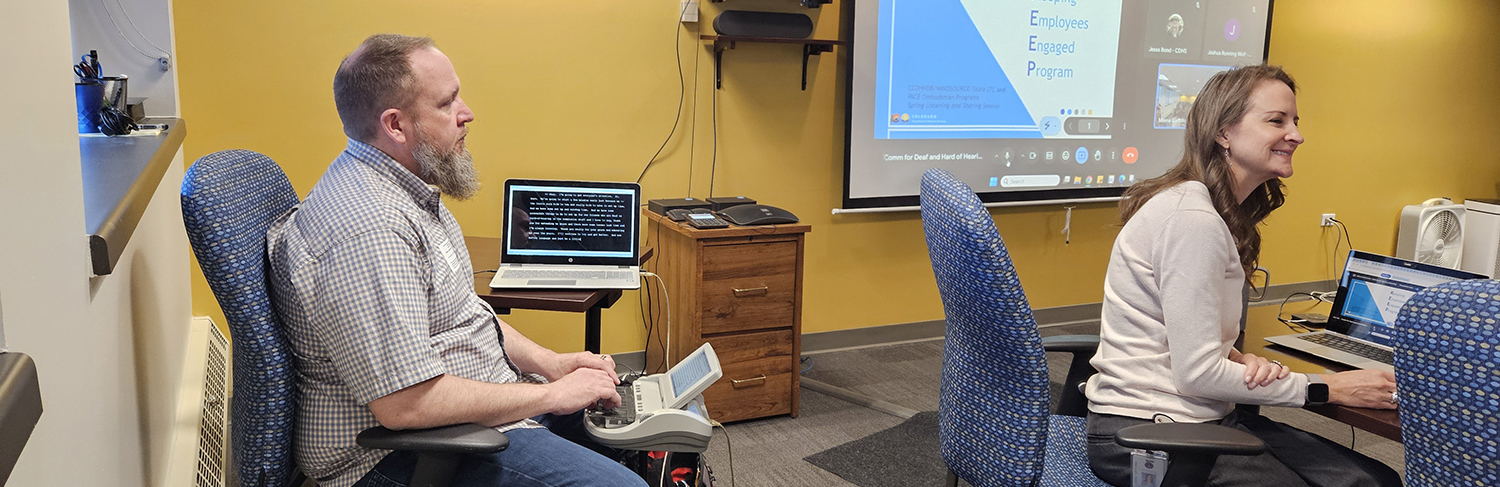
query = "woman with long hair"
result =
(1084, 65, 1402, 486)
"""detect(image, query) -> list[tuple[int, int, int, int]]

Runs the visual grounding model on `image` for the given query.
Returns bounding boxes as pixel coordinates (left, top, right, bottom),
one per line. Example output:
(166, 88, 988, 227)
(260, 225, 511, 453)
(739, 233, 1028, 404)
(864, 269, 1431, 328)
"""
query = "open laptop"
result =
(1265, 250, 1485, 372)
(488, 179, 641, 290)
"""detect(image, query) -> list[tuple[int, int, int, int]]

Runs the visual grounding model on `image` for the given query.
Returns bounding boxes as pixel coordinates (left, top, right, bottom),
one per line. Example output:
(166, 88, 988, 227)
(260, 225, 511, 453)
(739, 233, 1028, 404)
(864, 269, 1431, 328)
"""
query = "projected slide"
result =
(874, 0, 1122, 139)
(843, 0, 1273, 208)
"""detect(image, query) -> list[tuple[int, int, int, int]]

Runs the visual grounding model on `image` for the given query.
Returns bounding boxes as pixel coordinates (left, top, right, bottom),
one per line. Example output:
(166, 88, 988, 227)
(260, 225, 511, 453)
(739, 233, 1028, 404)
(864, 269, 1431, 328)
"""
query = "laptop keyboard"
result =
(1301, 333, 1395, 365)
(501, 269, 633, 280)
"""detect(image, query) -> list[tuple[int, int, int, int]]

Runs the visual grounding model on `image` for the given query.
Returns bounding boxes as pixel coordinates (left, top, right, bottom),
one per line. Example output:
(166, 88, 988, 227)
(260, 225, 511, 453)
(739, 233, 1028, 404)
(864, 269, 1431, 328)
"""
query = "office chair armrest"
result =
(1040, 335, 1100, 356)
(1113, 423, 1265, 456)
(357, 423, 510, 455)
(1042, 335, 1100, 417)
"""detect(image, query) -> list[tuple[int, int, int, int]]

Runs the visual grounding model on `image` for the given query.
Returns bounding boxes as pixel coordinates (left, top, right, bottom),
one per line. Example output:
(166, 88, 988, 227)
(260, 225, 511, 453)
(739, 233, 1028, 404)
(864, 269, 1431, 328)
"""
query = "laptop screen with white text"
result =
(504, 184, 637, 261)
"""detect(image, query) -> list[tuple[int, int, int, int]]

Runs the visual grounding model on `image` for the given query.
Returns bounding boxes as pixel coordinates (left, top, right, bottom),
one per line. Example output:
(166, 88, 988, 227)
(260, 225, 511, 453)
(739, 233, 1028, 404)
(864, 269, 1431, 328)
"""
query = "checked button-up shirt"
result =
(267, 139, 540, 487)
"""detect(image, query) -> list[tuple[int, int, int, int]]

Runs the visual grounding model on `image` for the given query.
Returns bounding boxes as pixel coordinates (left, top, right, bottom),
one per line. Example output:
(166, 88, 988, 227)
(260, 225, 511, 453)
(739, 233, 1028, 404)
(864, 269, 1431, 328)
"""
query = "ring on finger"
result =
(1390, 390, 1398, 404)
(1269, 360, 1284, 369)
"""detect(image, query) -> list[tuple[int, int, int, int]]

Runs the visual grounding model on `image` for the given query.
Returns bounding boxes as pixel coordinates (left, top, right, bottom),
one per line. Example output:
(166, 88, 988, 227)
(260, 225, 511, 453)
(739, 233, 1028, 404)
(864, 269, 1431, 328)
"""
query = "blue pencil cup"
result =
(76, 82, 104, 133)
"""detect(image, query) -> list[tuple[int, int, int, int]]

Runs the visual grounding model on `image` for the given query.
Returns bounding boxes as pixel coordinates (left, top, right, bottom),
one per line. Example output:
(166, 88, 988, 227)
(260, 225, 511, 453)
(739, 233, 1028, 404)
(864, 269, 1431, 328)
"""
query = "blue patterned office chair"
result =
(1392, 279, 1500, 487)
(183, 150, 506, 487)
(918, 168, 1262, 487)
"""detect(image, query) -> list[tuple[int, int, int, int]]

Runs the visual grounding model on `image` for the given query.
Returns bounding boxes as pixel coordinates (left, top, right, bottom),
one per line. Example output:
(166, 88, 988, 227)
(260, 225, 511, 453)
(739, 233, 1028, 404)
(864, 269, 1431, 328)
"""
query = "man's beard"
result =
(412, 122, 480, 200)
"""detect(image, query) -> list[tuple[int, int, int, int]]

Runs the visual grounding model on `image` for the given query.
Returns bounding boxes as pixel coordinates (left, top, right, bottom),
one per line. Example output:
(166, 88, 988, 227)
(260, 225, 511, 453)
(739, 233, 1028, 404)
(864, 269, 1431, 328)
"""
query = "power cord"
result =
(685, 29, 702, 198)
(638, 211, 657, 372)
(617, 363, 642, 381)
(652, 223, 668, 371)
(1248, 266, 1270, 302)
(709, 420, 735, 487)
(635, 0, 693, 185)
(1330, 218, 1354, 251)
(800, 356, 814, 374)
(639, 267, 656, 370)
(98, 0, 171, 65)
(641, 271, 672, 366)
(708, 77, 719, 197)
(1326, 219, 1346, 280)
(1275, 292, 1323, 333)
(99, 103, 138, 136)
(473, 269, 497, 275)
(640, 221, 669, 373)
(1327, 217, 1355, 280)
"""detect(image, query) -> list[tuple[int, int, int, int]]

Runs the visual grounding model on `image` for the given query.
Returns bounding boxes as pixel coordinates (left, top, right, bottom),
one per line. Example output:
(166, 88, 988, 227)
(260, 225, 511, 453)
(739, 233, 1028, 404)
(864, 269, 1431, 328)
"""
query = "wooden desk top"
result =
(1242, 304, 1402, 442)
(465, 236, 621, 313)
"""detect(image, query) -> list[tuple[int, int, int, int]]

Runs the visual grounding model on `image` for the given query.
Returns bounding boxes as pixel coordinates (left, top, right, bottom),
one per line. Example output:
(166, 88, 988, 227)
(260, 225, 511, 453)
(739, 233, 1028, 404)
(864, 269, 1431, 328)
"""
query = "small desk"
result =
(465, 236, 622, 354)
(1241, 304, 1402, 442)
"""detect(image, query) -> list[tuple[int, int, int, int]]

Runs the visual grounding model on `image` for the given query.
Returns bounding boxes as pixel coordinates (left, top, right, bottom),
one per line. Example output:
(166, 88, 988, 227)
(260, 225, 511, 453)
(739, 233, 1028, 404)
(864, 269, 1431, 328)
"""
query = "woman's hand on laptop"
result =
(1326, 369, 1399, 410)
(546, 368, 623, 414)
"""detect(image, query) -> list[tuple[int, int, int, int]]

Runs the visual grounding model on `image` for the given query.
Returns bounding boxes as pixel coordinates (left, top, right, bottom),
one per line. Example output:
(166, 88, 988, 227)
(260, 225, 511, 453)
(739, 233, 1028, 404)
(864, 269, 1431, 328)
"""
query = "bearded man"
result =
(266, 34, 647, 487)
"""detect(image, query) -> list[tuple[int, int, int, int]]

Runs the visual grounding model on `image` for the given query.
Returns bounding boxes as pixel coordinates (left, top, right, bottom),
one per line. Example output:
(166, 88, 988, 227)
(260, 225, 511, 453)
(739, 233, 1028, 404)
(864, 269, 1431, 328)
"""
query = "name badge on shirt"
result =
(433, 235, 461, 274)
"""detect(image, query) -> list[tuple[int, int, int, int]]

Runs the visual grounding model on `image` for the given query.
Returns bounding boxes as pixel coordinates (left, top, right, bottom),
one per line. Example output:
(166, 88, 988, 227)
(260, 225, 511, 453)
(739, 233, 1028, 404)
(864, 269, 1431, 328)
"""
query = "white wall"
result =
(68, 0, 179, 117)
(0, 0, 105, 482)
(1, 1, 192, 485)
(90, 155, 194, 487)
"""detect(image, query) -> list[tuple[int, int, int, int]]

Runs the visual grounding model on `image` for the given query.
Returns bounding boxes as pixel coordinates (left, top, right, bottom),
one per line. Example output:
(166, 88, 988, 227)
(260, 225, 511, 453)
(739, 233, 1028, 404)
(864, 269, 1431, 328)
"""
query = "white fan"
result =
(1397, 198, 1465, 269)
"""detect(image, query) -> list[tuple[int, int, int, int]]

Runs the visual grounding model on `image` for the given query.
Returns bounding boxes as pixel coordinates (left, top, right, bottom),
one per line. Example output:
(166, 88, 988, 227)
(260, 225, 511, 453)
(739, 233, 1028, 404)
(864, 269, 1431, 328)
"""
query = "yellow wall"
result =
(1260, 2, 1500, 281)
(175, 0, 1500, 354)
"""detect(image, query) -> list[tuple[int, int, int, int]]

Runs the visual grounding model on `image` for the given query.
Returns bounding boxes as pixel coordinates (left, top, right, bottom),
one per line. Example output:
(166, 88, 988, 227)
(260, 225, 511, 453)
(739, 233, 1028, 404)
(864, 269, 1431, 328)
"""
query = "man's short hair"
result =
(333, 34, 435, 142)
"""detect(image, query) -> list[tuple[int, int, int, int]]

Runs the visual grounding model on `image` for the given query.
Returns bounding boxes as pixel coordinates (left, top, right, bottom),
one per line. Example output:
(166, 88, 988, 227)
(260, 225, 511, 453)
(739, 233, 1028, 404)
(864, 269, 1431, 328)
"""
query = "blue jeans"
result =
(353, 412, 648, 487)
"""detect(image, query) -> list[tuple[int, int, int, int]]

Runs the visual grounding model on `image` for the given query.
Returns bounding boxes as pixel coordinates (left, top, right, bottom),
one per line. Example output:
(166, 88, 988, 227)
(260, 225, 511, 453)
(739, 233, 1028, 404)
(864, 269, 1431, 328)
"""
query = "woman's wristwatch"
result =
(1305, 373, 1329, 406)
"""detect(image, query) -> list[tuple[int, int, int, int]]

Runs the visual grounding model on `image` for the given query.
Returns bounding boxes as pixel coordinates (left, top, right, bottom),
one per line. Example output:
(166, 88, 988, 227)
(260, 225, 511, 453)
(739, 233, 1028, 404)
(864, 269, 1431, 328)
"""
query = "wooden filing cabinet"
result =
(642, 209, 810, 423)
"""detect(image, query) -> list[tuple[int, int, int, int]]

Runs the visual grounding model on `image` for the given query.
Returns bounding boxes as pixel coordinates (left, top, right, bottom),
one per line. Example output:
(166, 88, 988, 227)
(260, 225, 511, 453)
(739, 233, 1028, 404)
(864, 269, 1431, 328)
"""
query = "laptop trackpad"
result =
(528, 280, 576, 286)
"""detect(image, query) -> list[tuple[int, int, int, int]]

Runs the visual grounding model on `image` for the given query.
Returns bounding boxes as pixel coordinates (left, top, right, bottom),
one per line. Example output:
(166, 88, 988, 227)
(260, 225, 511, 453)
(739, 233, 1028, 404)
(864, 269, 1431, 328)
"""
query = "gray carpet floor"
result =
(697, 324, 1406, 487)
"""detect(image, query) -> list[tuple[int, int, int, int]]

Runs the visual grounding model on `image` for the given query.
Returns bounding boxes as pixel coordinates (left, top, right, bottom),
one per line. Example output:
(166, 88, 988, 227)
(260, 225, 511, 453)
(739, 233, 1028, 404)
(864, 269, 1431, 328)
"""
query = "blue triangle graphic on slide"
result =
(1343, 281, 1387, 325)
(874, 0, 1039, 139)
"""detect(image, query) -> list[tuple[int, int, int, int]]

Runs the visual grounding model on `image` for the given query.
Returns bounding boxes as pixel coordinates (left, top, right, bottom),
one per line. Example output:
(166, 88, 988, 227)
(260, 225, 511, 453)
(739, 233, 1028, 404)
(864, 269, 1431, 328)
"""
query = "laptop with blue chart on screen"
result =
(1264, 250, 1485, 372)
(489, 179, 641, 290)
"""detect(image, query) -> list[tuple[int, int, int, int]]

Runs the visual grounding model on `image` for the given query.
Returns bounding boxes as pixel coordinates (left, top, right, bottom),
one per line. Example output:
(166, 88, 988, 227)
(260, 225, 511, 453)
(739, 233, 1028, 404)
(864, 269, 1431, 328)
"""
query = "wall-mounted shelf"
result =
(702, 35, 846, 90)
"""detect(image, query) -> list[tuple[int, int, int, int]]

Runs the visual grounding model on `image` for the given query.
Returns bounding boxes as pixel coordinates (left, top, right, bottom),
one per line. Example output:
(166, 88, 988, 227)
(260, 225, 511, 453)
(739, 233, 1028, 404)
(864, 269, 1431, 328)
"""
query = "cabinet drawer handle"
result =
(731, 375, 767, 387)
(732, 286, 769, 297)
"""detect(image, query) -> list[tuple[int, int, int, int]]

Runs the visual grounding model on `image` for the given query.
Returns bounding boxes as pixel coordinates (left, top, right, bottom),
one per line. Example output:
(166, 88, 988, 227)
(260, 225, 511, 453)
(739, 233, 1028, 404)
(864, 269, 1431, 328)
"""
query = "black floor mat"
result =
(803, 411, 946, 487)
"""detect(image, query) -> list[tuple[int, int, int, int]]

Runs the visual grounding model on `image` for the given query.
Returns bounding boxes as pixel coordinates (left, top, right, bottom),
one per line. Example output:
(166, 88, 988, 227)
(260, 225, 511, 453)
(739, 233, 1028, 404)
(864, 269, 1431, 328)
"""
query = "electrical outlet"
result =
(680, 0, 699, 23)
(1320, 213, 1336, 227)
